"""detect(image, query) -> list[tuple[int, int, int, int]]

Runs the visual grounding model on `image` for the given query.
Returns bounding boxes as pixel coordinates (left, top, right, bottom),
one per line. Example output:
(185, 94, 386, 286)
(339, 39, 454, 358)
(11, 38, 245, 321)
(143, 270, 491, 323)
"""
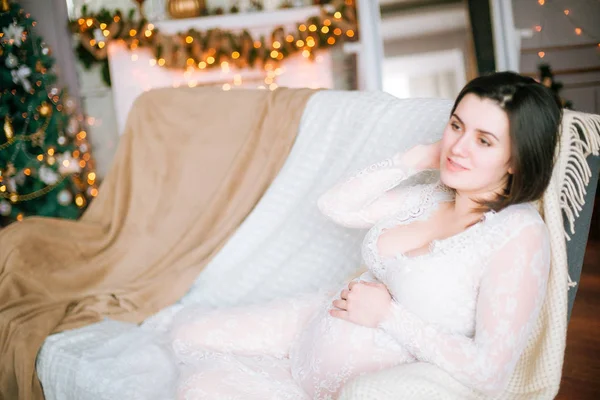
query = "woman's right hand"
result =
(393, 140, 442, 170)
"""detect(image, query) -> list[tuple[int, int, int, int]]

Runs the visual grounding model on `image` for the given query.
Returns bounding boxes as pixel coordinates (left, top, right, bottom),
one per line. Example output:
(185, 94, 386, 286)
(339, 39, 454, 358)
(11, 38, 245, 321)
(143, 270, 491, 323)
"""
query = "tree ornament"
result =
(75, 193, 86, 208)
(4, 162, 16, 177)
(39, 165, 59, 184)
(5, 52, 18, 68)
(2, 23, 24, 46)
(57, 152, 81, 175)
(167, 0, 204, 19)
(86, 186, 97, 197)
(35, 60, 43, 72)
(248, 0, 264, 11)
(4, 115, 14, 139)
(5, 177, 16, 192)
(0, 200, 11, 216)
(31, 128, 46, 146)
(67, 117, 78, 136)
(57, 136, 66, 146)
(92, 29, 104, 43)
(14, 170, 25, 185)
(65, 98, 75, 113)
(1, 0, 10, 12)
(39, 102, 52, 117)
(9, 192, 18, 203)
(57, 189, 72, 206)
(11, 65, 32, 91)
(542, 76, 552, 88)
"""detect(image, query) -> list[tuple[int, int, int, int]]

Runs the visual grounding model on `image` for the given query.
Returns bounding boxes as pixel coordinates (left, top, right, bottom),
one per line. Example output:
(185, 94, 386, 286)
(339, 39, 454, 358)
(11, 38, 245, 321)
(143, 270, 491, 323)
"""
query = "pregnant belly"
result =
(289, 297, 414, 399)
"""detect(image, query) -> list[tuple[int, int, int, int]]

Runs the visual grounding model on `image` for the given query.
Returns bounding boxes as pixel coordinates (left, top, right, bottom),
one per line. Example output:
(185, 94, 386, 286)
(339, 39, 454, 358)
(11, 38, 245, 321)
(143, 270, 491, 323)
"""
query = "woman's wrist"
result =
(393, 152, 432, 170)
(393, 142, 441, 170)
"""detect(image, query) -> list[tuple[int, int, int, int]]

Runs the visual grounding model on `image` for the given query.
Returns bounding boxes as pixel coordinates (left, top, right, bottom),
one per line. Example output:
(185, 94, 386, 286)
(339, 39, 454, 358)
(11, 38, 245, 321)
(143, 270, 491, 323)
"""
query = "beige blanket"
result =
(0, 87, 316, 400)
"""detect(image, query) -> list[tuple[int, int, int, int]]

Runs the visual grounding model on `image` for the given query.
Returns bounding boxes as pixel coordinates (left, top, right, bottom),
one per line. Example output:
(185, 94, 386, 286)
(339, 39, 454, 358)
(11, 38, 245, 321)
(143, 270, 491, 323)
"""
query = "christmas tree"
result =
(0, 0, 98, 227)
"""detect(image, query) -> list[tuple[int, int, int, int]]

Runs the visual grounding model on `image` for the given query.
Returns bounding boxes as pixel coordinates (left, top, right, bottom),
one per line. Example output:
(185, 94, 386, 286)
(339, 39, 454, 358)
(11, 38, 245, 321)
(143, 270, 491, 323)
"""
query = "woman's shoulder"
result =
(485, 202, 549, 243)
(492, 202, 544, 225)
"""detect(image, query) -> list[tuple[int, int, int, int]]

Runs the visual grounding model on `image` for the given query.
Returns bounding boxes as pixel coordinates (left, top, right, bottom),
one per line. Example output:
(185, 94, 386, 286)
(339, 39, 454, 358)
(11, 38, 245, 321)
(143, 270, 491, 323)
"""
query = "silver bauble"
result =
(57, 189, 73, 206)
(5, 53, 18, 68)
(67, 117, 78, 136)
(65, 98, 75, 113)
(0, 200, 11, 216)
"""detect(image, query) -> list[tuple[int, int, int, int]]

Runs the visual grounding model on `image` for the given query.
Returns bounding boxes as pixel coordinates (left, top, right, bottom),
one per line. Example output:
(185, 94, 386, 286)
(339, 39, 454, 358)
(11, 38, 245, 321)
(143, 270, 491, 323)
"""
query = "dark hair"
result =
(450, 71, 562, 212)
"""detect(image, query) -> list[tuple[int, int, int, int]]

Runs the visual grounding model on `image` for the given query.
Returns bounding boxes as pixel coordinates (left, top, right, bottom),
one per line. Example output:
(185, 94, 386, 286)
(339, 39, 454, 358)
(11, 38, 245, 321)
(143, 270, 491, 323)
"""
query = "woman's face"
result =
(439, 93, 513, 198)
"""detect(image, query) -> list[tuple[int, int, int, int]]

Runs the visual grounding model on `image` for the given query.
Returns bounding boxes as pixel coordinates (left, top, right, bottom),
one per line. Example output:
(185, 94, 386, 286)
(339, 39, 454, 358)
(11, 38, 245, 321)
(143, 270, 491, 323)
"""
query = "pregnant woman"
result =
(169, 71, 562, 399)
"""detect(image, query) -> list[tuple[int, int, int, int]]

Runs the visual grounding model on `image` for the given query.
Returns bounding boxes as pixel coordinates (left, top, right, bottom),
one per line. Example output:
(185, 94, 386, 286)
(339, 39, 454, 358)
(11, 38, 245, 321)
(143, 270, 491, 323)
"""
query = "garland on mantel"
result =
(69, 0, 358, 87)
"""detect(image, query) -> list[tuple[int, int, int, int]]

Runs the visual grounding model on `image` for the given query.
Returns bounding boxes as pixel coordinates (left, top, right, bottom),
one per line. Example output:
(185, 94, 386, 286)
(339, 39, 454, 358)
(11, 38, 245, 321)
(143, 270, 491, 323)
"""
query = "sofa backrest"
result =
(567, 153, 598, 320)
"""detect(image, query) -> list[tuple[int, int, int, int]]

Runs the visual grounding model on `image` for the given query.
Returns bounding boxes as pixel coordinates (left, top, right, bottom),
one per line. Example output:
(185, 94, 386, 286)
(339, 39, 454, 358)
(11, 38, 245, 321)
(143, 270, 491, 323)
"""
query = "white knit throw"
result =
(499, 110, 600, 399)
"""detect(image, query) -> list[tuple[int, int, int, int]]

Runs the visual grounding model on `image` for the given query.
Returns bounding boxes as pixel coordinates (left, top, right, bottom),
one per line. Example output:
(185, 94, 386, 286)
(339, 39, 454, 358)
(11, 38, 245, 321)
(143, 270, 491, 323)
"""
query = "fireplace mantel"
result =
(107, 2, 382, 134)
(153, 6, 322, 34)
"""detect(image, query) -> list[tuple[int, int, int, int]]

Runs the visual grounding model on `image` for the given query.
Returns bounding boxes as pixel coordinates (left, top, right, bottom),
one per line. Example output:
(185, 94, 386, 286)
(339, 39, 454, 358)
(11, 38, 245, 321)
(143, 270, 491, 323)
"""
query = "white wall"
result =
(68, 0, 313, 19)
(17, 0, 80, 97)
(17, 0, 119, 179)
(382, 49, 466, 99)
(379, 2, 472, 100)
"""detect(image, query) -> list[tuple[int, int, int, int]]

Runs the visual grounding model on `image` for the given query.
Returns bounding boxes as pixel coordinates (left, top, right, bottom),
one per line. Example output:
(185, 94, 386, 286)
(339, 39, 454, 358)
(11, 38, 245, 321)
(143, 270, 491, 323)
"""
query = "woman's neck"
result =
(452, 191, 487, 226)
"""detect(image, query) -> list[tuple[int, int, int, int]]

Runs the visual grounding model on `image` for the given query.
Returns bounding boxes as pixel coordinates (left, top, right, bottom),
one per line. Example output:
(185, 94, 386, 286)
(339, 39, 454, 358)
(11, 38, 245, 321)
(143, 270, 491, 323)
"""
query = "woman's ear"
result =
(508, 167, 514, 174)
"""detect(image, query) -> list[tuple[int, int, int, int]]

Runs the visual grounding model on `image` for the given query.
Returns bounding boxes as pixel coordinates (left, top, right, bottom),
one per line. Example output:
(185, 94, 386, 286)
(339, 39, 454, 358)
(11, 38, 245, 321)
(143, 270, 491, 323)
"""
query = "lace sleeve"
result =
(378, 220, 551, 395)
(317, 157, 424, 228)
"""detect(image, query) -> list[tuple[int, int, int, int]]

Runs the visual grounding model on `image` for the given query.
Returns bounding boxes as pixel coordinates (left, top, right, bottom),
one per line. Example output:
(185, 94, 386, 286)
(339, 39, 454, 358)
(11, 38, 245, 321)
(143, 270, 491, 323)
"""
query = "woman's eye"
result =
(451, 123, 461, 131)
(479, 137, 491, 147)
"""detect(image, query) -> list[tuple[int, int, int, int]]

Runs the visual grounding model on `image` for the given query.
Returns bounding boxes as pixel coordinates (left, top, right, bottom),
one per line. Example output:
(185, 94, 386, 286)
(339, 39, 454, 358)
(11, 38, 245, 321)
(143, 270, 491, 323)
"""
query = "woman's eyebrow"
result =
(451, 113, 464, 125)
(451, 113, 499, 141)
(478, 130, 499, 141)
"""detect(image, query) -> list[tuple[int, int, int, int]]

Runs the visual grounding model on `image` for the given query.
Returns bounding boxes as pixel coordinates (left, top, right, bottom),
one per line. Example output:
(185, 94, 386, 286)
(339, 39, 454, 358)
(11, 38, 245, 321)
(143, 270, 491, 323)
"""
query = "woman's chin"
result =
(440, 169, 464, 189)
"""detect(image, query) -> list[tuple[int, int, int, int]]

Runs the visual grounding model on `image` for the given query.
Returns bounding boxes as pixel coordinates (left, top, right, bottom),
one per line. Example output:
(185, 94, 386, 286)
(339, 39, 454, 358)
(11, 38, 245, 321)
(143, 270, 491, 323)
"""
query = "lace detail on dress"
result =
(377, 205, 550, 394)
(361, 181, 451, 279)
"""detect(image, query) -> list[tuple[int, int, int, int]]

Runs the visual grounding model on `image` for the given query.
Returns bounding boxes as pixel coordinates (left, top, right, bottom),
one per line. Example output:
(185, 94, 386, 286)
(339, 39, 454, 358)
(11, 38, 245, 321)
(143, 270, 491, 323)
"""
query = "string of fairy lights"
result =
(69, 0, 358, 88)
(533, 0, 600, 59)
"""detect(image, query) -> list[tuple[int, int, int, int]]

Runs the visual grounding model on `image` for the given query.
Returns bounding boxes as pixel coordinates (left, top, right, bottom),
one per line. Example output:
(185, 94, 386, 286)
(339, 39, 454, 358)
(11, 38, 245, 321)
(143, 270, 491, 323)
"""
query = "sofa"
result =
(34, 89, 599, 400)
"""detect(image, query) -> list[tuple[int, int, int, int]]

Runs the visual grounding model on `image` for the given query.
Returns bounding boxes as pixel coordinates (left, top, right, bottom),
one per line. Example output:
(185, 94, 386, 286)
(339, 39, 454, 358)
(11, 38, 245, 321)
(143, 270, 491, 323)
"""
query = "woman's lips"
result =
(446, 157, 469, 172)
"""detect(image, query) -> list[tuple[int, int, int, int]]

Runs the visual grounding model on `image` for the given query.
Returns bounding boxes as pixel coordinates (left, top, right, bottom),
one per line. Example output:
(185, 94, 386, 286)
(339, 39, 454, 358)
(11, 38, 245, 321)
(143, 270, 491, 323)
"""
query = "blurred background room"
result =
(1, 0, 599, 397)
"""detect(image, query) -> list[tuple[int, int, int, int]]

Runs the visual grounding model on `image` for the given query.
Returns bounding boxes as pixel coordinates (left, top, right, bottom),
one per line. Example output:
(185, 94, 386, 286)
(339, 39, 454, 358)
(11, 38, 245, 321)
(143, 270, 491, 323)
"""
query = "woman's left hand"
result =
(330, 281, 393, 328)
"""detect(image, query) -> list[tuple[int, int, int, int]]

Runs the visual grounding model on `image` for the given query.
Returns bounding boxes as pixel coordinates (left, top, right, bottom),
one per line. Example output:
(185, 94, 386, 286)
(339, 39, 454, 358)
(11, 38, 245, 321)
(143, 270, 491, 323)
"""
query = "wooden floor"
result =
(557, 202, 600, 399)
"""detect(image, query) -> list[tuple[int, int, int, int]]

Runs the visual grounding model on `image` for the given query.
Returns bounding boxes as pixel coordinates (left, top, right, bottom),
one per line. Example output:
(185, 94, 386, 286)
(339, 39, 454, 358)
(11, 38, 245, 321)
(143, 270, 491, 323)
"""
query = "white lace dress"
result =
(166, 157, 551, 400)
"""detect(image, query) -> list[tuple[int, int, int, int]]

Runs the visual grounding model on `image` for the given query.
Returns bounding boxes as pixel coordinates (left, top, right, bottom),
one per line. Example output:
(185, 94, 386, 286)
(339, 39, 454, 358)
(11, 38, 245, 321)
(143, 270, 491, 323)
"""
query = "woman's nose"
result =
(450, 134, 470, 157)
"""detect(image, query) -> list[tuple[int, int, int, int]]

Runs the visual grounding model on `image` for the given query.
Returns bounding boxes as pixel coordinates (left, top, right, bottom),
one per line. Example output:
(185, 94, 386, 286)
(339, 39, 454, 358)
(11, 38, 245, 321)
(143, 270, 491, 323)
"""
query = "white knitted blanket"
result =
(180, 92, 455, 307)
